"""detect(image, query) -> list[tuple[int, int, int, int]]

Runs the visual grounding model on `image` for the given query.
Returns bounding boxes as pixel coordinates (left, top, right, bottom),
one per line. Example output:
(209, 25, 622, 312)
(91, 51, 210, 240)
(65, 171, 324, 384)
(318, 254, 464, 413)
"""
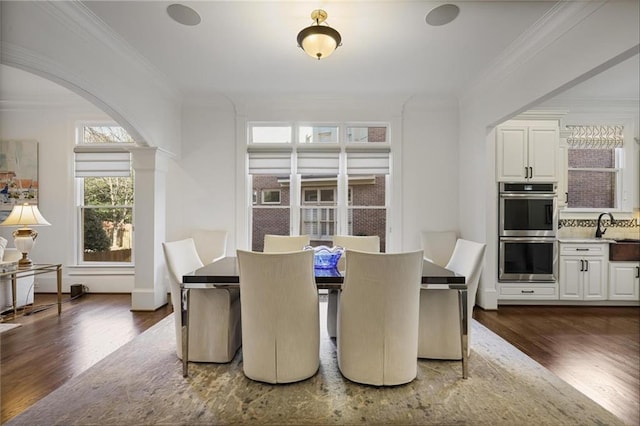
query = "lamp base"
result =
(13, 228, 38, 269)
(18, 253, 33, 268)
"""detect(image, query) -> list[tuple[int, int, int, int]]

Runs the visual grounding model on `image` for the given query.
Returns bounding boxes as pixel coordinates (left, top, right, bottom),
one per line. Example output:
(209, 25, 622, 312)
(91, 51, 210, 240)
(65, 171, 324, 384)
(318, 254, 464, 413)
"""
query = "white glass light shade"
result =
(296, 10, 342, 60)
(299, 30, 339, 59)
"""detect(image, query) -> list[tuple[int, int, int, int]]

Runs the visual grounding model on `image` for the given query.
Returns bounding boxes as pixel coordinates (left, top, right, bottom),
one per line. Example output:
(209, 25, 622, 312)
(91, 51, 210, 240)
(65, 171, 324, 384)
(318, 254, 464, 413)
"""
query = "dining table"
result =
(181, 256, 468, 378)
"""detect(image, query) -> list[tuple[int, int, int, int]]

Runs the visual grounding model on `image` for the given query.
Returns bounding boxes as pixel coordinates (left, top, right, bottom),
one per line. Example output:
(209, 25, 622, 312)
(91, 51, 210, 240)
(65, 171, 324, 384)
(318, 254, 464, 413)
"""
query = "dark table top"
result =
(183, 256, 465, 290)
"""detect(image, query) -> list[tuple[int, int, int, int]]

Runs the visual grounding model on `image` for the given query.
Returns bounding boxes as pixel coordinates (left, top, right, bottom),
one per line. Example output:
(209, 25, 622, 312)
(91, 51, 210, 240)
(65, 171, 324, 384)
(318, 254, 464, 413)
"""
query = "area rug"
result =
(0, 323, 21, 336)
(7, 311, 624, 425)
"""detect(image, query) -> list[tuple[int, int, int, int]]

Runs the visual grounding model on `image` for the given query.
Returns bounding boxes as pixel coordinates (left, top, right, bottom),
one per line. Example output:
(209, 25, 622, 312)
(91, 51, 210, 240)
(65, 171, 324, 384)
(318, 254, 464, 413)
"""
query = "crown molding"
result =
(34, 0, 181, 102)
(460, 0, 608, 104)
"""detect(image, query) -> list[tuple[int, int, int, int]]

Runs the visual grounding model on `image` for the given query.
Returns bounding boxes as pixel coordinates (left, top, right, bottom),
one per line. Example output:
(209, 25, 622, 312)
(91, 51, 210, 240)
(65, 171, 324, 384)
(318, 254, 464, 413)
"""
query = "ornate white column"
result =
(130, 147, 170, 310)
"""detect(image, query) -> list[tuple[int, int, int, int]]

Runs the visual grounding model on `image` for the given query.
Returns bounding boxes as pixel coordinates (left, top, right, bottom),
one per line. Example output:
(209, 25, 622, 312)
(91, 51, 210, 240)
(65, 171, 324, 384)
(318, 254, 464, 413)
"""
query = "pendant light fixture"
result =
(297, 9, 342, 60)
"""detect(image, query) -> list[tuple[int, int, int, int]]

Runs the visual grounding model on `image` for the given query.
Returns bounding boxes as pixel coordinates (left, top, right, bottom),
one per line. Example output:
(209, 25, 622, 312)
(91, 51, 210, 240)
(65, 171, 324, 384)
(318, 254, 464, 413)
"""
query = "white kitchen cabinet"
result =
(608, 262, 640, 301)
(559, 243, 608, 301)
(557, 141, 568, 208)
(496, 122, 559, 182)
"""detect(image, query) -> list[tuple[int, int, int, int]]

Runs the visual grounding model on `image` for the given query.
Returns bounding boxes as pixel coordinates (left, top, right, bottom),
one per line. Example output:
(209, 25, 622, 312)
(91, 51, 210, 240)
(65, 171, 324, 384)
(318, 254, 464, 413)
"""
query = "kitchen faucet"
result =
(595, 212, 614, 238)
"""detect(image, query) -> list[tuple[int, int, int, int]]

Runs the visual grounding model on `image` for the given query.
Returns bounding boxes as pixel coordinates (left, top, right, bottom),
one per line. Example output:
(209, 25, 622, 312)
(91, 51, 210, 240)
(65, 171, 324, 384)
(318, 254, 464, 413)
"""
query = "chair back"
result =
(237, 249, 319, 383)
(338, 249, 423, 386)
(162, 238, 204, 360)
(263, 234, 310, 253)
(420, 230, 458, 267)
(163, 238, 204, 287)
(192, 229, 228, 264)
(445, 238, 486, 307)
(332, 235, 380, 271)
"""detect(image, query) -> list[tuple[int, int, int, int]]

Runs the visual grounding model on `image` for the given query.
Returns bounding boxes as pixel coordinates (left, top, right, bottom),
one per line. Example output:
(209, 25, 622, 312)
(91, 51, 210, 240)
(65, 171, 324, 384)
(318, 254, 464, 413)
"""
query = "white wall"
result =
(165, 98, 238, 250)
(165, 94, 461, 258)
(0, 97, 137, 293)
(401, 96, 459, 251)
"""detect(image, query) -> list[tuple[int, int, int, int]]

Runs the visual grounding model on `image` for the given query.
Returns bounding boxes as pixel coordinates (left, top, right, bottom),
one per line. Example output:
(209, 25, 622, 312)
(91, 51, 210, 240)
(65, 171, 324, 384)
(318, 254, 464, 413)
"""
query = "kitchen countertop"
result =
(557, 237, 614, 243)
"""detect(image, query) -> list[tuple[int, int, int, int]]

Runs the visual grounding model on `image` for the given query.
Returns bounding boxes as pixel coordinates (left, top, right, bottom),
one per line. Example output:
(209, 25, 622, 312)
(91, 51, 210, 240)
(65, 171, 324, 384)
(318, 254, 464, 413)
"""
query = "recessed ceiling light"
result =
(425, 4, 460, 26)
(167, 4, 201, 26)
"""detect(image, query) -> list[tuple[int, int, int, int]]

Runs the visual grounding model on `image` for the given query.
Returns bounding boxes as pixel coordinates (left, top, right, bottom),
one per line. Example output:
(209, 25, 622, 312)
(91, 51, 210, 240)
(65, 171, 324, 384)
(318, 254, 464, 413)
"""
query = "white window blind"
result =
(74, 146, 131, 177)
(247, 147, 293, 175)
(346, 147, 391, 175)
(565, 125, 624, 149)
(297, 147, 340, 175)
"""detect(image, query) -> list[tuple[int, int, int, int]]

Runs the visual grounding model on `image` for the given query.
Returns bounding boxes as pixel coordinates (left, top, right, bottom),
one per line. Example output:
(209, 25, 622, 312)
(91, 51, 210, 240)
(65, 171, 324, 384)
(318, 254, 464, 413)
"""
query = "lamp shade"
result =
(297, 25, 341, 60)
(0, 203, 51, 227)
(297, 9, 341, 60)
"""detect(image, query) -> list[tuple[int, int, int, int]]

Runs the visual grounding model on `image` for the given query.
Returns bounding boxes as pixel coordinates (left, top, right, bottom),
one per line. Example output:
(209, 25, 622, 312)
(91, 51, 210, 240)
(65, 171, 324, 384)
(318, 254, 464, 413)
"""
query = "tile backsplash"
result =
(558, 218, 640, 240)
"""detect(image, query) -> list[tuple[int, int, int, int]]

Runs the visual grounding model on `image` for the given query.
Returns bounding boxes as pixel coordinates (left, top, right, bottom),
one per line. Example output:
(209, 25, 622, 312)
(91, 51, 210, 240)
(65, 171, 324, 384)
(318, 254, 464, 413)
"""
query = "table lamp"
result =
(0, 202, 51, 267)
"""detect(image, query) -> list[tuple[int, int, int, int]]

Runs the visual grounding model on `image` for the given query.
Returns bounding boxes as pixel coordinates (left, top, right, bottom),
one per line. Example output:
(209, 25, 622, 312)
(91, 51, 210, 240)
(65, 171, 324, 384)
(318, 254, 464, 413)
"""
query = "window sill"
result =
(67, 265, 134, 276)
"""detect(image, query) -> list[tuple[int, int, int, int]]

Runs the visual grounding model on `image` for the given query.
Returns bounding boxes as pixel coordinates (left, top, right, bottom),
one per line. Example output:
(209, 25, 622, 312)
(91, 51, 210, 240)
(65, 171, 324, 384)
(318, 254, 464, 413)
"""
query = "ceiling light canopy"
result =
(297, 9, 342, 60)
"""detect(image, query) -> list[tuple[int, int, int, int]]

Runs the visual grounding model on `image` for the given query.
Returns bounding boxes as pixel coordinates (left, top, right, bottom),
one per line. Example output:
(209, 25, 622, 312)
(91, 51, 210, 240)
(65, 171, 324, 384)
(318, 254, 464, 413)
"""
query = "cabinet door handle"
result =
(565, 192, 568, 203)
(525, 167, 529, 178)
(521, 290, 534, 294)
(576, 248, 589, 251)
(529, 166, 533, 178)
(585, 260, 589, 272)
(580, 259, 584, 271)
(636, 266, 639, 278)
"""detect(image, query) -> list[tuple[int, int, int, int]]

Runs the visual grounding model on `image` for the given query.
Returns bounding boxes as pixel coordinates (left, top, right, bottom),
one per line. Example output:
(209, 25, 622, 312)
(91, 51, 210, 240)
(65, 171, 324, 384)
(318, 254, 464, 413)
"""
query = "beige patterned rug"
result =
(7, 312, 623, 425)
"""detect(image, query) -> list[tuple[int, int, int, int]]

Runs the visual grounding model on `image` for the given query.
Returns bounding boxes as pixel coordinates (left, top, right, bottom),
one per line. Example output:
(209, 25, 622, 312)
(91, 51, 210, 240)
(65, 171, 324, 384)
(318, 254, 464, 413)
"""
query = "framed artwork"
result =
(0, 140, 39, 222)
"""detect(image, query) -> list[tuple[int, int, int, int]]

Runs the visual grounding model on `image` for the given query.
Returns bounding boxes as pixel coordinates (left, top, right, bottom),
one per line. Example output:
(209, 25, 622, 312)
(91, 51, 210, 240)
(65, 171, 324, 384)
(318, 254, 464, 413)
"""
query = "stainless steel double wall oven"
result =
(499, 182, 558, 282)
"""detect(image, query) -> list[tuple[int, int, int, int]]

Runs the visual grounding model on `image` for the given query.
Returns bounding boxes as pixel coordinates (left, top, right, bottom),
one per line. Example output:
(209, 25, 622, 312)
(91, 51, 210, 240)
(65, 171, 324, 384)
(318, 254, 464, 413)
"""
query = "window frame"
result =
(560, 120, 635, 217)
(246, 122, 391, 249)
(261, 189, 282, 205)
(566, 147, 623, 211)
(74, 122, 135, 267)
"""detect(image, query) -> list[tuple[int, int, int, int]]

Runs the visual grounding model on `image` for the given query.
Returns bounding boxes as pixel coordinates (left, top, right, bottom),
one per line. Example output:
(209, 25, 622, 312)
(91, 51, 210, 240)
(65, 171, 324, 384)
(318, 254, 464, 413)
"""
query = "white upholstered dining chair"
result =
(420, 230, 458, 267)
(263, 234, 310, 253)
(338, 249, 423, 386)
(163, 238, 242, 363)
(326, 235, 380, 337)
(192, 229, 228, 264)
(237, 249, 319, 383)
(418, 238, 486, 359)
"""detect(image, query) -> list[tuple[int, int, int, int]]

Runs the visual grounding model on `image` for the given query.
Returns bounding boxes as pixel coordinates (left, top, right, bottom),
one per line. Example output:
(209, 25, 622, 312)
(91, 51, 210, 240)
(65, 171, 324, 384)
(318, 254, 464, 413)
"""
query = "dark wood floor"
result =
(474, 305, 640, 426)
(1, 295, 638, 425)
(0, 293, 172, 424)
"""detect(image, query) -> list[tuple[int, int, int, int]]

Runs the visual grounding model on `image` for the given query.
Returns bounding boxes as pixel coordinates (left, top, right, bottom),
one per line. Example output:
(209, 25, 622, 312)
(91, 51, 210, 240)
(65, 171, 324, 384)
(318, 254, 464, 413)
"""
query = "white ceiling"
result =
(1, 1, 638, 106)
(81, 0, 559, 98)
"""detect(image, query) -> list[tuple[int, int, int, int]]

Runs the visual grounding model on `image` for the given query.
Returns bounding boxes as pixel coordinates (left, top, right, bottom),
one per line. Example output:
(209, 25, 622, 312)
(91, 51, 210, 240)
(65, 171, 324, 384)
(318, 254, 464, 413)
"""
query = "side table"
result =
(1, 264, 63, 318)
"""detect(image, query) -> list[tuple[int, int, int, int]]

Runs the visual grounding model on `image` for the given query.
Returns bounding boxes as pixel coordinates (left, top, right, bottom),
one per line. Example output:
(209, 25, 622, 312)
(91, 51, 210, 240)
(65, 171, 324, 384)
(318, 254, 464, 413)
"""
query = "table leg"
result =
(458, 288, 469, 379)
(57, 266, 62, 315)
(181, 288, 190, 377)
(11, 275, 17, 317)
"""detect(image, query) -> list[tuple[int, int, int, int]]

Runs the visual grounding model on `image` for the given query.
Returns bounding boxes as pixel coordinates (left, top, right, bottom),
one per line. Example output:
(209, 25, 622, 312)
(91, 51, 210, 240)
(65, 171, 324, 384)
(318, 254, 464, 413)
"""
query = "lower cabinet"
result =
(608, 262, 640, 301)
(559, 243, 608, 301)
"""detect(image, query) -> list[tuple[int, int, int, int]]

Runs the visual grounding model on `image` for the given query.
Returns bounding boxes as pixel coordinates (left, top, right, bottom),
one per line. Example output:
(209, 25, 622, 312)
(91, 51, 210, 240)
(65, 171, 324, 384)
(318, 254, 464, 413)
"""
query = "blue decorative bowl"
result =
(305, 245, 344, 269)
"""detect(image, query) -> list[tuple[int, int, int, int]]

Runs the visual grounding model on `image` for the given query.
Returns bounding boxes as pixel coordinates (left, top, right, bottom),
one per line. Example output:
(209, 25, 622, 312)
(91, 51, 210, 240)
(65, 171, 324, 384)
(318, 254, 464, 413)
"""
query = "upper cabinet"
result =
(496, 121, 559, 182)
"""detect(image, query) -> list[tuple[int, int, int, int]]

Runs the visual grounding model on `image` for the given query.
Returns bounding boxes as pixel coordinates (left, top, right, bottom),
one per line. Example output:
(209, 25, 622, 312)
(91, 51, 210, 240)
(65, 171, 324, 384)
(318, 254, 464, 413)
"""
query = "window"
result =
(75, 124, 135, 265)
(301, 185, 338, 241)
(262, 189, 281, 204)
(567, 148, 621, 208)
(247, 123, 390, 251)
(565, 125, 624, 210)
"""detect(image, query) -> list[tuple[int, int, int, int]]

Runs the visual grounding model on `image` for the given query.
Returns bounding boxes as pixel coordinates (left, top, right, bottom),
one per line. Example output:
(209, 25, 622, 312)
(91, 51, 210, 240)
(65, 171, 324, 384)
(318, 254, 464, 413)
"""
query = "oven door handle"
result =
(499, 193, 557, 199)
(500, 237, 557, 243)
